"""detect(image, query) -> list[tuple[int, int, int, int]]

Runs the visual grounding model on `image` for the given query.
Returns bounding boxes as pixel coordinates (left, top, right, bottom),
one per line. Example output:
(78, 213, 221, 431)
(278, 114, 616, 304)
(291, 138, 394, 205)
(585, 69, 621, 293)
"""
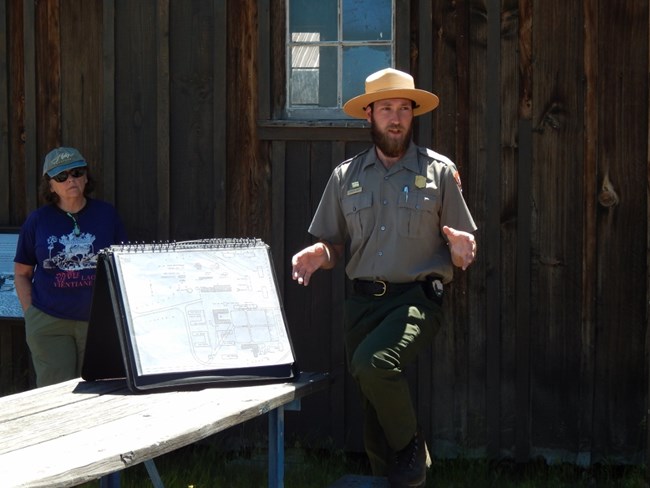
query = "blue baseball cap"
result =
(43, 147, 87, 177)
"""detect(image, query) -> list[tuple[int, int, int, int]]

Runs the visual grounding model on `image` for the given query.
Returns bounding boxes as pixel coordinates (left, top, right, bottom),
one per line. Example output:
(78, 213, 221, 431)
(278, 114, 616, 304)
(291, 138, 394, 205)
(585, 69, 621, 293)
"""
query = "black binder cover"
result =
(82, 239, 298, 392)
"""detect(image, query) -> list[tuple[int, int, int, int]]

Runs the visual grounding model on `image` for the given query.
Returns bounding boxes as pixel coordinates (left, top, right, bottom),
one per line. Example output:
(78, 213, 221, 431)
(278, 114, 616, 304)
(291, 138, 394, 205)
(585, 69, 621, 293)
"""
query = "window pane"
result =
(342, 46, 391, 103)
(343, 0, 392, 41)
(291, 34, 320, 68)
(290, 46, 338, 107)
(290, 0, 337, 42)
(286, 0, 395, 117)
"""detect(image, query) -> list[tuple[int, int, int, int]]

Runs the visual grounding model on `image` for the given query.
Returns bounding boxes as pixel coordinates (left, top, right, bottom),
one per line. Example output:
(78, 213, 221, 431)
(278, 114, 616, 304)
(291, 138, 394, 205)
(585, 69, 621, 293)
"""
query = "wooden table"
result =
(0, 372, 328, 488)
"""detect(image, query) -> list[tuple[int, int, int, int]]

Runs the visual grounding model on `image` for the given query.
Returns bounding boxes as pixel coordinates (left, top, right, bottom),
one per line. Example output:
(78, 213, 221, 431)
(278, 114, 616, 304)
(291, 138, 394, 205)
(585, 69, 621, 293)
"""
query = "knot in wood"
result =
(598, 174, 619, 208)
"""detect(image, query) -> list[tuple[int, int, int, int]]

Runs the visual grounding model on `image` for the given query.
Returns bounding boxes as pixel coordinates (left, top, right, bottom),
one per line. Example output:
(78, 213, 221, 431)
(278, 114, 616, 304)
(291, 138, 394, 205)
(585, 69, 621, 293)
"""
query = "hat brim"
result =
(46, 160, 87, 177)
(343, 88, 439, 119)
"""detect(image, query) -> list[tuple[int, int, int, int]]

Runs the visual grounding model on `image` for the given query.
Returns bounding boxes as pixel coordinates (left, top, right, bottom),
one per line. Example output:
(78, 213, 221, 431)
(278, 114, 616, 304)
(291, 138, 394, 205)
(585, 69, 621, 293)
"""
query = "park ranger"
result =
(291, 68, 477, 488)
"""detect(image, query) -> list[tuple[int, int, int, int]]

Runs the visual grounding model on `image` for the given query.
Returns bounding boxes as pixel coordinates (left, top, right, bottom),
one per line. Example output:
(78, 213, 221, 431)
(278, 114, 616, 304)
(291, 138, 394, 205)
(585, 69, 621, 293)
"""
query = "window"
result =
(287, 0, 394, 119)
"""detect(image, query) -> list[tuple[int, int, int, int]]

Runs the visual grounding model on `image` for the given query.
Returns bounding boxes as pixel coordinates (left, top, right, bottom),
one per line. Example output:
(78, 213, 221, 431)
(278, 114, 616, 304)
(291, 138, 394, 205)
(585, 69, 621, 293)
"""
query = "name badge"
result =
(347, 181, 362, 195)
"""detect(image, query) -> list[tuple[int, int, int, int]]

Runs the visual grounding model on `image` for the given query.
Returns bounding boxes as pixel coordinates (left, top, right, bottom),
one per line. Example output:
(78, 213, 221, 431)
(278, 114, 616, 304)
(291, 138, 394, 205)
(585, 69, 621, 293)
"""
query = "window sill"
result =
(257, 119, 372, 142)
(258, 119, 369, 129)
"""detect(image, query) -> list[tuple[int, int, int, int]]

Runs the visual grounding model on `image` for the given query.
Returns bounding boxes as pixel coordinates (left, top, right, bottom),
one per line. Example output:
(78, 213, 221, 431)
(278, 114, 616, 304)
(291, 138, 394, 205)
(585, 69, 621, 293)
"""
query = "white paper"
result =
(112, 245, 294, 376)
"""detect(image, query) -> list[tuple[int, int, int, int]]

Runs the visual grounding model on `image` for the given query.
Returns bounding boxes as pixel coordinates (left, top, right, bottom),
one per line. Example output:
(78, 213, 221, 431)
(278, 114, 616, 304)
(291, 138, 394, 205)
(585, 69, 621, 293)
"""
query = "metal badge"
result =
(415, 175, 427, 188)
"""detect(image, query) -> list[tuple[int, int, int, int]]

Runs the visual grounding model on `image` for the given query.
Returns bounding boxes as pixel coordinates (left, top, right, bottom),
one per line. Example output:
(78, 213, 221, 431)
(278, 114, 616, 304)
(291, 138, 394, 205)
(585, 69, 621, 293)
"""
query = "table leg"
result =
(144, 459, 165, 488)
(268, 398, 303, 488)
(98, 460, 161, 488)
(268, 405, 285, 488)
(99, 471, 121, 488)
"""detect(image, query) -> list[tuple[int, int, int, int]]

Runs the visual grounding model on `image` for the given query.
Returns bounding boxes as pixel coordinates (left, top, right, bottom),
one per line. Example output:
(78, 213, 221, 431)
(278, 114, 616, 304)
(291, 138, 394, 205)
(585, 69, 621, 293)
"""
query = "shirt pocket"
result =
(342, 192, 374, 240)
(398, 191, 436, 237)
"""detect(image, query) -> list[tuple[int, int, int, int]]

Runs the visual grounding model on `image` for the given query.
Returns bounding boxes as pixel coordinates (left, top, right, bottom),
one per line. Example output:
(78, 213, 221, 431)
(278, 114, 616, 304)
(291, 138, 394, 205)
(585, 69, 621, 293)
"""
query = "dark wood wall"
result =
(0, 0, 648, 467)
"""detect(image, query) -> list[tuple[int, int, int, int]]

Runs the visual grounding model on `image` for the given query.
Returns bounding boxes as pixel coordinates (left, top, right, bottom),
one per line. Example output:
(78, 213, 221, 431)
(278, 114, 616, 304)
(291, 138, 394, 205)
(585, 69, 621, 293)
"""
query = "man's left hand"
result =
(443, 226, 477, 270)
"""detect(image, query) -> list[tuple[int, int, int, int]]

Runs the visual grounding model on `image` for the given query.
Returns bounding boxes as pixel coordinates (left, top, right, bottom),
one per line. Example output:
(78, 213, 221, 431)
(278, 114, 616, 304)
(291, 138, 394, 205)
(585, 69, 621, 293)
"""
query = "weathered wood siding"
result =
(0, 0, 648, 466)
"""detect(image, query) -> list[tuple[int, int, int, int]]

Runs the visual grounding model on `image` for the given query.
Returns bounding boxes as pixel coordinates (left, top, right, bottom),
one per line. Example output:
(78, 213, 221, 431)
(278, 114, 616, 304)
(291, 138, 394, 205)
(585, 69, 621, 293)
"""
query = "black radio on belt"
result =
(423, 277, 444, 302)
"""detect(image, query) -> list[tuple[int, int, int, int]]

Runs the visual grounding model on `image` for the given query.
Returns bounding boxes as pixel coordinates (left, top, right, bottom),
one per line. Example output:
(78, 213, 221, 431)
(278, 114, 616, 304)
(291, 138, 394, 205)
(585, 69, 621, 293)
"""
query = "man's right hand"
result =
(291, 242, 341, 286)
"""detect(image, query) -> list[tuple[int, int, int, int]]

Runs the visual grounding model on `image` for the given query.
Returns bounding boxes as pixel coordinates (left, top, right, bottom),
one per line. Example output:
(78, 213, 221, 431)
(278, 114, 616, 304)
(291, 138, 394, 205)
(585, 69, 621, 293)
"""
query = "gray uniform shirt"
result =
(308, 142, 477, 284)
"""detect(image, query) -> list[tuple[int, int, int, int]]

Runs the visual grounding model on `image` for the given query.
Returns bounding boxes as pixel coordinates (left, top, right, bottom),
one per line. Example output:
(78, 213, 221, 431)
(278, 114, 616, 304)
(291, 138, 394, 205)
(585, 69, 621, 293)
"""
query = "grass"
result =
(78, 442, 365, 488)
(77, 441, 649, 488)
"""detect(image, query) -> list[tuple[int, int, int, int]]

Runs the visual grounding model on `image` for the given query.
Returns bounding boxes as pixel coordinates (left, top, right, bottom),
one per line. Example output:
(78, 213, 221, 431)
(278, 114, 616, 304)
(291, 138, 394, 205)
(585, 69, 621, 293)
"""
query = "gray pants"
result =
(24, 306, 88, 387)
(344, 284, 443, 476)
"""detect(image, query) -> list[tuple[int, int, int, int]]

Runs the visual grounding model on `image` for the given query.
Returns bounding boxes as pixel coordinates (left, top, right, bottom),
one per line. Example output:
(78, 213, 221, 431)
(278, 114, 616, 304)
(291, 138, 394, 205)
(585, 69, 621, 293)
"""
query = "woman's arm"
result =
(14, 262, 34, 312)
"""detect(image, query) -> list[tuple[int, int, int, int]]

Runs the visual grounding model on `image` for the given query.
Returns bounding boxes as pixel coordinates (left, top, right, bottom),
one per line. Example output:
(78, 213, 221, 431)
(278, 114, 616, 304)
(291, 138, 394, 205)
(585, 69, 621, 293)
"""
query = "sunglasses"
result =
(51, 167, 86, 183)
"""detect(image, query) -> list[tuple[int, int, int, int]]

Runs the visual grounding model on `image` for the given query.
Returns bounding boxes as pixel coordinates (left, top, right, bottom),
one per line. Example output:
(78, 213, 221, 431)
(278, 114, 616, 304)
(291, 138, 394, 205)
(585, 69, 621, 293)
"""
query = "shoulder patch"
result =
(453, 170, 463, 191)
(420, 147, 455, 167)
(418, 146, 463, 191)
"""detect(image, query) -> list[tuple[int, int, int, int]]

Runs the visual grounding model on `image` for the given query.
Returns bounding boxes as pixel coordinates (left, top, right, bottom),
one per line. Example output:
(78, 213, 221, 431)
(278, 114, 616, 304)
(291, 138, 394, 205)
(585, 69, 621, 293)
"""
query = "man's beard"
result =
(370, 119, 413, 158)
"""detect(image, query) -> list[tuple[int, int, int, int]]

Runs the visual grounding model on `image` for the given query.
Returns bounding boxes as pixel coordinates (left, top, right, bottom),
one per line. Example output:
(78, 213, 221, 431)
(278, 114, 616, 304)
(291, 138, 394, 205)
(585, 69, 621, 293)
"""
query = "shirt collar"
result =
(361, 141, 420, 174)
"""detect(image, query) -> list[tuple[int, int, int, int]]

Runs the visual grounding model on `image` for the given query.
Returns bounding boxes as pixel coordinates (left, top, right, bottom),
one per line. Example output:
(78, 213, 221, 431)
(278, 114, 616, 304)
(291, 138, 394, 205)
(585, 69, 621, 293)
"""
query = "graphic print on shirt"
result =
(43, 230, 98, 272)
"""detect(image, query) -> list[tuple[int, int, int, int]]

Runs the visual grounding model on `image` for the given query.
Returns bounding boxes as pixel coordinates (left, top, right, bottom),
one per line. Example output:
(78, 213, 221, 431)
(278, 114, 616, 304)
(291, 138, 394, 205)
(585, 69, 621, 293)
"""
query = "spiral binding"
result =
(103, 237, 265, 254)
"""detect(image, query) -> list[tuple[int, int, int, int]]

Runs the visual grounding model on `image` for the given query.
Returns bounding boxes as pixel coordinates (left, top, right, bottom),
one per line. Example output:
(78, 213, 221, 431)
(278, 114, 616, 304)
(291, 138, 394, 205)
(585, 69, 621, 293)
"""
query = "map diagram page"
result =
(111, 242, 294, 376)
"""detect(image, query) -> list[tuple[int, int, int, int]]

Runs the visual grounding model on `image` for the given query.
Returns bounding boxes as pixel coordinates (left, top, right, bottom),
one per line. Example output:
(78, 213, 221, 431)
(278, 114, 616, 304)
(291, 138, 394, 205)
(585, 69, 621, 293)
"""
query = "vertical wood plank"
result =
(0, 0, 9, 223)
(454, 0, 470, 175)
(494, 0, 522, 461)
(394, 0, 409, 70)
(257, 0, 270, 121)
(282, 140, 317, 437)
(305, 140, 335, 441)
(514, 129, 532, 462)
(459, 0, 486, 457)
(168, 0, 224, 241)
(415, 0, 433, 442)
(213, 0, 227, 237)
(269, 0, 285, 119)
(9, 0, 27, 223)
(0, 322, 15, 394)
(330, 140, 346, 448)
(579, 0, 598, 468)
(514, 0, 532, 463)
(114, 0, 158, 240)
(0, 319, 31, 395)
(227, 0, 267, 239)
(429, 0, 454, 456)
(485, 0, 502, 459)
(416, 0, 432, 149)
(102, 0, 116, 202)
(430, 0, 487, 457)
(529, 0, 585, 461)
(35, 0, 60, 157)
(60, 0, 102, 191)
(270, 140, 286, 293)
(156, 0, 170, 240)
(647, 0, 650, 475)
(22, 0, 37, 211)
(592, 0, 648, 463)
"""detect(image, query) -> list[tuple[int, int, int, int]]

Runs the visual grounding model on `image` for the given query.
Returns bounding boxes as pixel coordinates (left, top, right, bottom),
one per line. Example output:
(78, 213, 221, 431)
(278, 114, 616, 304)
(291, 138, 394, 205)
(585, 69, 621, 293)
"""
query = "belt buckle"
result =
(373, 280, 387, 297)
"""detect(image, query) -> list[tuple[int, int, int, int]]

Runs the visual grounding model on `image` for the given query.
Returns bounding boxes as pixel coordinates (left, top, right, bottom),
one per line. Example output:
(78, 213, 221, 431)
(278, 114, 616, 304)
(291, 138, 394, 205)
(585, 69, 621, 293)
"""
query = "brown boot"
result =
(387, 429, 426, 487)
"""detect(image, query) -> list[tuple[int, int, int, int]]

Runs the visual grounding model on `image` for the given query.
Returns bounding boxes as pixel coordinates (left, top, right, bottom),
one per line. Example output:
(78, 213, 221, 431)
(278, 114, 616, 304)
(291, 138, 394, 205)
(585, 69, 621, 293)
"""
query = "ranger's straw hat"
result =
(343, 68, 439, 119)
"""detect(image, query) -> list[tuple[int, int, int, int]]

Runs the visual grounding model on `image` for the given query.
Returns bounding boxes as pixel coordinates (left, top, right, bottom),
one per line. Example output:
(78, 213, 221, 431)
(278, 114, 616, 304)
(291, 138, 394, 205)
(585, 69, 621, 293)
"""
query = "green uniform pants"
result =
(344, 283, 443, 476)
(24, 305, 88, 387)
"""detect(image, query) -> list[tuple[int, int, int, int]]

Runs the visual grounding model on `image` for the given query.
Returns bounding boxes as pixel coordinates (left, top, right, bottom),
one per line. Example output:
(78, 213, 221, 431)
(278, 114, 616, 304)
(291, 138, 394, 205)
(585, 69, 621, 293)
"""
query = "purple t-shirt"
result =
(14, 198, 128, 321)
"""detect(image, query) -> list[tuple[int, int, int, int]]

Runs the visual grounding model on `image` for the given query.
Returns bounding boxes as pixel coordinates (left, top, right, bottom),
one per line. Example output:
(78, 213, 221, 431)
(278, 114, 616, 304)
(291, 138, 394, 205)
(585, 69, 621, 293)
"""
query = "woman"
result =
(14, 147, 128, 387)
